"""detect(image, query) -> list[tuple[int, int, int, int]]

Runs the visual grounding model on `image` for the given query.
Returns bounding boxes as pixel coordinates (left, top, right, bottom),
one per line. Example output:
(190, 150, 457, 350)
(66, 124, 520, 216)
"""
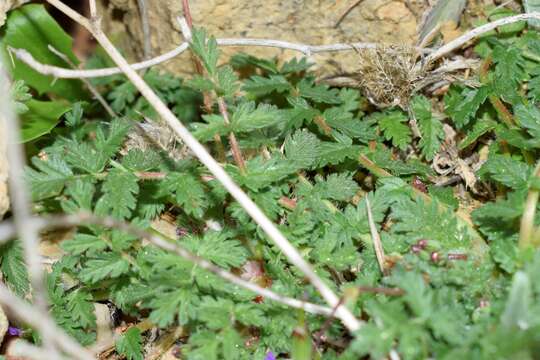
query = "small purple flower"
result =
(264, 351, 276, 360)
(8, 326, 22, 336)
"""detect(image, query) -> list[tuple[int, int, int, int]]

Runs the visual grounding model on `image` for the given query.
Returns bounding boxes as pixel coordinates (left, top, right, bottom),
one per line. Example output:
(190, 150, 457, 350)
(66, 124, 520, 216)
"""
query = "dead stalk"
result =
(426, 12, 540, 63)
(0, 49, 62, 360)
(136, 0, 152, 59)
(519, 163, 540, 248)
(48, 45, 116, 117)
(365, 197, 387, 275)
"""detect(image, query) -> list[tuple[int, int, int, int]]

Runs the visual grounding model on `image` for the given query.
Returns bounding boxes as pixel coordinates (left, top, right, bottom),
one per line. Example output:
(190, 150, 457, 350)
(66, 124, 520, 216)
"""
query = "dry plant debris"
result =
(352, 45, 425, 108)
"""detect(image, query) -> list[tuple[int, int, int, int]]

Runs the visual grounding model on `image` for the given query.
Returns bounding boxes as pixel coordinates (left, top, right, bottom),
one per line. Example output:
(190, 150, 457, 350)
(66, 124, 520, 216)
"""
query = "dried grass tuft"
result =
(352, 45, 426, 108)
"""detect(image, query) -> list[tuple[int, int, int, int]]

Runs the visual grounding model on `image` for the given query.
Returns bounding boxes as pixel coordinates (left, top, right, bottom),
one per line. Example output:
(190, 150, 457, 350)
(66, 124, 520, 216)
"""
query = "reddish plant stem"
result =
(218, 97, 247, 174)
(181, 0, 227, 162)
(181, 0, 202, 74)
(182, 0, 194, 28)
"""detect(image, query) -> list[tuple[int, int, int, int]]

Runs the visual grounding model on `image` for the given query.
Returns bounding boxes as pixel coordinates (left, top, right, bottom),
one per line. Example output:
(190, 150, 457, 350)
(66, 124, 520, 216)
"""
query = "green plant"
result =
(3, 3, 540, 360)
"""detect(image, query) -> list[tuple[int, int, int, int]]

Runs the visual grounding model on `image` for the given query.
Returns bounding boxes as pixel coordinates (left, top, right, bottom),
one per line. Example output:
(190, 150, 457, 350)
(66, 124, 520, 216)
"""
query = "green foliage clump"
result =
(4, 4, 540, 360)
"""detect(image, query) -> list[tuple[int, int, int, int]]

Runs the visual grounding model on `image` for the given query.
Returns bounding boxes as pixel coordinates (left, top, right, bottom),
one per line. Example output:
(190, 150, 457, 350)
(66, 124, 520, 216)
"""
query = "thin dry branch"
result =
(426, 12, 540, 62)
(48, 45, 116, 117)
(88, 0, 97, 19)
(137, 0, 152, 59)
(43, 0, 361, 332)
(519, 164, 540, 248)
(0, 213, 333, 317)
(365, 197, 386, 275)
(9, 39, 393, 79)
(0, 51, 62, 359)
(7, 340, 55, 360)
(13, 12, 537, 82)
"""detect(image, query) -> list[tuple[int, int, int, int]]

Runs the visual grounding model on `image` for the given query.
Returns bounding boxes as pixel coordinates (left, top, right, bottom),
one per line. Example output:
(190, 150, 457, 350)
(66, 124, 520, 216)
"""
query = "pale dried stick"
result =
(43, 0, 363, 332)
(427, 12, 540, 62)
(519, 163, 540, 248)
(365, 197, 386, 275)
(19, 13, 539, 82)
(0, 50, 62, 359)
(9, 39, 385, 80)
(137, 0, 152, 59)
(48, 45, 116, 117)
(9, 38, 433, 80)
(0, 213, 333, 317)
(0, 282, 95, 360)
(88, 0, 97, 19)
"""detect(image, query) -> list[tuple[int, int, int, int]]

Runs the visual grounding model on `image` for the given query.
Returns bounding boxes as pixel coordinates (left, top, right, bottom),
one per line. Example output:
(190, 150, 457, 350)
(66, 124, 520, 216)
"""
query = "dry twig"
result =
(520, 163, 540, 248)
(0, 49, 62, 360)
(0, 281, 94, 360)
(365, 197, 387, 275)
(11, 13, 540, 82)
(9, 40, 399, 79)
(426, 12, 540, 62)
(48, 45, 116, 117)
(137, 0, 152, 59)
